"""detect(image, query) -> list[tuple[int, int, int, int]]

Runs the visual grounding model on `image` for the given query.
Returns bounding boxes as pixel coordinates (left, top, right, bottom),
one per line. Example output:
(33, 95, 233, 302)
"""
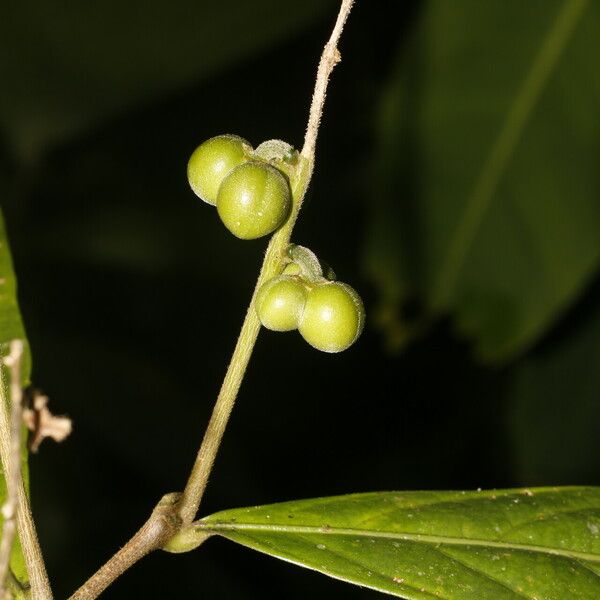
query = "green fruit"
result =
(187, 134, 251, 205)
(256, 276, 307, 331)
(298, 282, 365, 353)
(216, 161, 291, 239)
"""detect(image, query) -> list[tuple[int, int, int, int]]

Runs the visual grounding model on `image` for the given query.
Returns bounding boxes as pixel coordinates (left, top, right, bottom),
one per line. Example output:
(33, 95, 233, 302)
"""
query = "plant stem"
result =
(0, 342, 23, 596)
(0, 341, 52, 600)
(177, 156, 312, 525)
(302, 0, 354, 161)
(67, 493, 181, 600)
(178, 0, 355, 526)
(68, 1, 354, 597)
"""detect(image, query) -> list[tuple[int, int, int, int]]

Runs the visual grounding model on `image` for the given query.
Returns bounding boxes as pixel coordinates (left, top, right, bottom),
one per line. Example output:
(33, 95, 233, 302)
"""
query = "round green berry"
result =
(216, 161, 291, 239)
(187, 134, 251, 205)
(298, 282, 365, 353)
(256, 276, 307, 332)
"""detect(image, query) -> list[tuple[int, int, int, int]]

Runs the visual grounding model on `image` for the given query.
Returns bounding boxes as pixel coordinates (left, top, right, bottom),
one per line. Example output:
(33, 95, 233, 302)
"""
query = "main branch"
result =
(0, 341, 52, 599)
(68, 2, 354, 598)
(179, 0, 354, 526)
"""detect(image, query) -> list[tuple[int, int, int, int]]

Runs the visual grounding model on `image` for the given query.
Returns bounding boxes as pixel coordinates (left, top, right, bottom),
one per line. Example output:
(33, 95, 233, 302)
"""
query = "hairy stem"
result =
(302, 0, 354, 160)
(0, 341, 52, 599)
(68, 1, 354, 597)
(177, 156, 312, 525)
(178, 0, 355, 526)
(0, 342, 23, 596)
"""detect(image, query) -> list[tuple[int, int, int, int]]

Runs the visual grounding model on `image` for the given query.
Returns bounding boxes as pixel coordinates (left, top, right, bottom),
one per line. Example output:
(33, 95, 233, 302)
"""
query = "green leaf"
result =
(199, 488, 600, 599)
(0, 0, 333, 159)
(363, 0, 600, 362)
(0, 207, 30, 586)
(0, 213, 26, 344)
(509, 296, 600, 485)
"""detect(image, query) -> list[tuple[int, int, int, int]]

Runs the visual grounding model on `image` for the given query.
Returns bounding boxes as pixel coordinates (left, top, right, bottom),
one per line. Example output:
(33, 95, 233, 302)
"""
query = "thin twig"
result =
(68, 2, 355, 597)
(178, 0, 354, 528)
(68, 493, 181, 600)
(176, 158, 312, 526)
(302, 0, 354, 160)
(0, 341, 24, 594)
(14, 474, 51, 599)
(0, 341, 52, 599)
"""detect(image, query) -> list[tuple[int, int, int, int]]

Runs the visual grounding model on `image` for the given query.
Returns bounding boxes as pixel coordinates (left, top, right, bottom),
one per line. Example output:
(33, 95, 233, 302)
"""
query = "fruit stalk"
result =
(178, 0, 355, 526)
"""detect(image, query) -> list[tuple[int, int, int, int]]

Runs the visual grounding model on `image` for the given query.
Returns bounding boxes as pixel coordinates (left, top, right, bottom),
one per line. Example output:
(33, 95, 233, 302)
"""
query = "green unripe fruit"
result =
(187, 134, 251, 205)
(256, 276, 307, 332)
(217, 161, 291, 239)
(298, 282, 365, 353)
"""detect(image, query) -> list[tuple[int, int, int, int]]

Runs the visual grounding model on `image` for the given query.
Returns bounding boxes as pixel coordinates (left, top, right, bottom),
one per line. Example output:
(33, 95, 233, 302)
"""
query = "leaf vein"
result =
(572, 558, 600, 580)
(349, 488, 598, 529)
(236, 530, 447, 600)
(497, 506, 600, 540)
(431, 546, 530, 599)
(202, 522, 600, 564)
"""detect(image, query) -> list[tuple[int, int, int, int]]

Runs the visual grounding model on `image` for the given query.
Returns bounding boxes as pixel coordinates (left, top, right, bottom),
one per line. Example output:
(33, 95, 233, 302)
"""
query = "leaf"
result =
(0, 214, 26, 344)
(363, 0, 600, 362)
(509, 288, 600, 485)
(0, 208, 30, 586)
(199, 488, 600, 599)
(0, 0, 333, 159)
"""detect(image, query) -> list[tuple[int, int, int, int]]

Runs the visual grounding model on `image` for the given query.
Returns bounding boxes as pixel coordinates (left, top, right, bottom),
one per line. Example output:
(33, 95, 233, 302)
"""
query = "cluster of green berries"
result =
(187, 134, 292, 239)
(256, 246, 364, 353)
(187, 136, 365, 353)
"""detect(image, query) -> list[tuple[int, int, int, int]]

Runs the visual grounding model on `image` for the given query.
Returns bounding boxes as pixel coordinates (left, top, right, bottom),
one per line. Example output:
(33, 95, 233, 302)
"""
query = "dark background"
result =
(1, 1, 599, 598)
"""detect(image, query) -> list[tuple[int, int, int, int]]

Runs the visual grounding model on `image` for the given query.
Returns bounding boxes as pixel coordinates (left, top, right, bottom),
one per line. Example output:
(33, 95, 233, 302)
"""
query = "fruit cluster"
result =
(187, 136, 365, 353)
(187, 134, 292, 239)
(256, 246, 364, 353)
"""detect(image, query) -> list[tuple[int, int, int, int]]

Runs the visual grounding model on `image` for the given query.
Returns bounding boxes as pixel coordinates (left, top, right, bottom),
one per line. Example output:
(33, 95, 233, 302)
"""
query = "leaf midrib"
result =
(200, 521, 600, 564)
(433, 0, 589, 307)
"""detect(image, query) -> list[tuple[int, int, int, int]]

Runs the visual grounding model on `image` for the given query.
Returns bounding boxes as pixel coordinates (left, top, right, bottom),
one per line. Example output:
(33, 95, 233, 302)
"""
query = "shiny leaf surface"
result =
(201, 488, 600, 598)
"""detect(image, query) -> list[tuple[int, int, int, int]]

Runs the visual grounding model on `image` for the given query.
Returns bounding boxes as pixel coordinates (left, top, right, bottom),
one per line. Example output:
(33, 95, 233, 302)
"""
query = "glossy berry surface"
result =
(187, 134, 251, 205)
(298, 282, 365, 353)
(256, 276, 307, 332)
(217, 161, 291, 239)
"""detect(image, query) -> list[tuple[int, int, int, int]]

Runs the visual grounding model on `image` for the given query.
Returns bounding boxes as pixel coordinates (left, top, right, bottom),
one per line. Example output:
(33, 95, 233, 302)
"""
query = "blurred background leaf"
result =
(0, 0, 334, 160)
(363, 0, 600, 362)
(509, 278, 600, 485)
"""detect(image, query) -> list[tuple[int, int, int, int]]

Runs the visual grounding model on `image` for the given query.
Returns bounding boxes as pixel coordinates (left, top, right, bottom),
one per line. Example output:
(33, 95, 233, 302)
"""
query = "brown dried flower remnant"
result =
(22, 389, 72, 453)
